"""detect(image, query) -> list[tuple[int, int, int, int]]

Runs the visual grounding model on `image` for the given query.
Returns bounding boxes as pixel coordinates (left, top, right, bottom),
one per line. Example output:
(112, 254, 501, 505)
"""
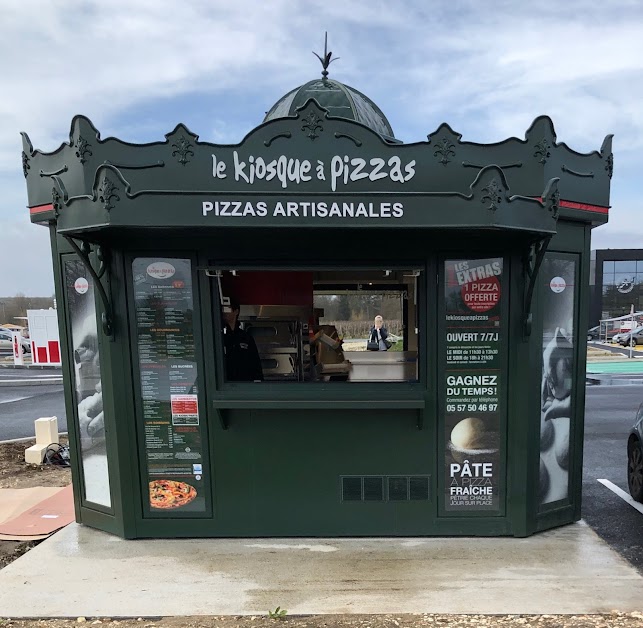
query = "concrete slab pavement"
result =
(0, 520, 641, 617)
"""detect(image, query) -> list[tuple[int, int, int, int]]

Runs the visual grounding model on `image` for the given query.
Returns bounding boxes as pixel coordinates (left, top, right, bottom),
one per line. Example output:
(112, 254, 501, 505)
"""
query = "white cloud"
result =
(0, 212, 53, 298)
(1, 0, 642, 294)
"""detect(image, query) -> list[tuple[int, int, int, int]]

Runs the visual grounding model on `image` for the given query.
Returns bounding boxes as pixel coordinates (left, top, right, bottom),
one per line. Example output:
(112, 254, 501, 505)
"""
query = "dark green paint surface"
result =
(24, 102, 609, 233)
(23, 99, 609, 538)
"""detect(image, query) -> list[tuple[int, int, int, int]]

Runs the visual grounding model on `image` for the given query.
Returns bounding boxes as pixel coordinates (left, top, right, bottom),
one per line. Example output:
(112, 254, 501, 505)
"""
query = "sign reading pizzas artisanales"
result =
(202, 200, 405, 219)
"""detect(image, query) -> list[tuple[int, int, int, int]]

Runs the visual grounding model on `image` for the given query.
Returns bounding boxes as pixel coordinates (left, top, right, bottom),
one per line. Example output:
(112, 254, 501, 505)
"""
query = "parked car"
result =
(0, 329, 31, 353)
(587, 326, 600, 341)
(628, 404, 643, 502)
(0, 324, 29, 338)
(612, 329, 634, 345)
(618, 327, 643, 346)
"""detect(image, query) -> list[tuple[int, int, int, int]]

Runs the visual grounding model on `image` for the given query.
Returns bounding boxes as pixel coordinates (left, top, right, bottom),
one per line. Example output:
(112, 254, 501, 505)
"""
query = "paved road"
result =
(583, 385, 643, 572)
(0, 378, 66, 440)
(0, 369, 63, 383)
(588, 340, 643, 356)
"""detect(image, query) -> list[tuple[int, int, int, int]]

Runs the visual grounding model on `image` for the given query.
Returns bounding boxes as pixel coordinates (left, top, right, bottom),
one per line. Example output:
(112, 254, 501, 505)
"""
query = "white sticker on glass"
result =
(74, 278, 89, 294)
(550, 277, 566, 293)
(146, 261, 176, 279)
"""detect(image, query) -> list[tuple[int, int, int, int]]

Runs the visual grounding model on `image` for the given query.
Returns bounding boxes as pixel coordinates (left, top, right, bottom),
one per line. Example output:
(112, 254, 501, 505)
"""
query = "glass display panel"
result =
(214, 269, 420, 383)
(539, 254, 576, 508)
(615, 273, 636, 294)
(614, 261, 637, 274)
(603, 261, 615, 274)
(64, 259, 111, 507)
(442, 258, 504, 513)
(132, 258, 207, 515)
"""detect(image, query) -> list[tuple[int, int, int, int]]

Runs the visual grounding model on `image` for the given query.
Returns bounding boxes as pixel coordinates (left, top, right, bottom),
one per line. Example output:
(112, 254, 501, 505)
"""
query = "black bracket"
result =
(523, 235, 552, 337)
(63, 236, 114, 338)
(214, 407, 228, 430)
(522, 177, 560, 336)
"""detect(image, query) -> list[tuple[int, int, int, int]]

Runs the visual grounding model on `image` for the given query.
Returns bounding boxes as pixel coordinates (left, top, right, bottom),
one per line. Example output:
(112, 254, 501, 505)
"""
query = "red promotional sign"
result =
(461, 276, 501, 312)
(171, 396, 198, 415)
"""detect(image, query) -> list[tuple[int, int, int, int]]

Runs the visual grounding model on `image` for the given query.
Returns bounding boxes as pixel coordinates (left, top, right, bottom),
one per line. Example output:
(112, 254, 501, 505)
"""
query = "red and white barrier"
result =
(11, 331, 24, 366)
(27, 309, 61, 366)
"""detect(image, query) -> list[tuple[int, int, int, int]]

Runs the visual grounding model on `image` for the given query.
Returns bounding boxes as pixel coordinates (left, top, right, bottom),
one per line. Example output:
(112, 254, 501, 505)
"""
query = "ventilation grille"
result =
(341, 476, 430, 502)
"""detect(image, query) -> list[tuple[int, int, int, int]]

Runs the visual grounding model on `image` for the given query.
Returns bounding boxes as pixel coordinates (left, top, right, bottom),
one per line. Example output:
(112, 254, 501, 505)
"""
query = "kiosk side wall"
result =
(48, 223, 590, 538)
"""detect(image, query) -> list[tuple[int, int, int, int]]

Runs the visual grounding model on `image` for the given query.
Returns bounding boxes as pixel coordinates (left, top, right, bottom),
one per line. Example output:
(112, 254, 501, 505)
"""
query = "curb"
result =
(0, 363, 61, 370)
(0, 432, 68, 445)
(0, 378, 63, 387)
(586, 374, 643, 386)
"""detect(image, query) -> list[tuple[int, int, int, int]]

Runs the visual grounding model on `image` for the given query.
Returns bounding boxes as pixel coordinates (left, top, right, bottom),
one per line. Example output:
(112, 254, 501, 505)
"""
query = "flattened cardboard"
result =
(0, 485, 74, 538)
(0, 487, 63, 525)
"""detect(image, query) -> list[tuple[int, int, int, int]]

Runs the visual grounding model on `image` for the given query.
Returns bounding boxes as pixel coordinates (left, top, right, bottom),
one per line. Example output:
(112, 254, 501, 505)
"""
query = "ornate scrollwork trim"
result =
(103, 160, 165, 170)
(62, 236, 114, 337)
(301, 111, 323, 140)
(433, 137, 456, 165)
(561, 164, 594, 178)
(481, 178, 503, 211)
(462, 161, 522, 169)
(171, 135, 195, 165)
(39, 165, 68, 177)
(98, 177, 120, 211)
(334, 132, 362, 147)
(264, 132, 292, 147)
(542, 177, 560, 220)
(534, 138, 551, 164)
(75, 135, 93, 164)
(522, 178, 560, 336)
(51, 187, 61, 217)
(22, 152, 30, 178)
(523, 235, 553, 337)
(605, 153, 614, 179)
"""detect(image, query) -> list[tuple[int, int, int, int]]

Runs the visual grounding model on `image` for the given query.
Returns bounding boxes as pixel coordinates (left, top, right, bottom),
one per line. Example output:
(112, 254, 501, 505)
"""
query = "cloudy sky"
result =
(2, 0, 642, 296)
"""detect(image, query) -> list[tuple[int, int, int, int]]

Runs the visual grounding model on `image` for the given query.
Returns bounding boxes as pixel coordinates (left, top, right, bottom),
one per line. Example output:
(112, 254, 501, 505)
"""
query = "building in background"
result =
(590, 249, 643, 326)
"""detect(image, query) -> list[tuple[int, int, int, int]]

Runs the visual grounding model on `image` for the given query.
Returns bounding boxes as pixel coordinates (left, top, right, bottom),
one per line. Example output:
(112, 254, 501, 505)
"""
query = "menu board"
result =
(132, 258, 206, 514)
(443, 258, 504, 513)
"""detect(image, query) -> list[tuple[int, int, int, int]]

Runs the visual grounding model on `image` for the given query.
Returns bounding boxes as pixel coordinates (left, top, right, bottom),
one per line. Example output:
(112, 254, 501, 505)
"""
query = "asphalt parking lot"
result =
(0, 366, 66, 440)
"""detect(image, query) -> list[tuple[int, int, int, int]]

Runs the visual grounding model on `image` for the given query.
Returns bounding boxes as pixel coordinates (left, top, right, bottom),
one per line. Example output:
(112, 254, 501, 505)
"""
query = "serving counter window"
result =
(213, 268, 421, 383)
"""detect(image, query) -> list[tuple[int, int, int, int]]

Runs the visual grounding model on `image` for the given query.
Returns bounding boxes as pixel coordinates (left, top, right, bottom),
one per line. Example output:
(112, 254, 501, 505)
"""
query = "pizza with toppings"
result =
(149, 479, 197, 509)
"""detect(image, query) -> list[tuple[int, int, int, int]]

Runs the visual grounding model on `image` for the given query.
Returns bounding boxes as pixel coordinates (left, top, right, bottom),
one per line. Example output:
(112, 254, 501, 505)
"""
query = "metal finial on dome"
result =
(313, 32, 339, 79)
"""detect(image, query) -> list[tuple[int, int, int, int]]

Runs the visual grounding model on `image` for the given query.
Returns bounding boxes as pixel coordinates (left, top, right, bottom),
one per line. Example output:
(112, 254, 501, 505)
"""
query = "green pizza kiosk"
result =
(21, 57, 612, 538)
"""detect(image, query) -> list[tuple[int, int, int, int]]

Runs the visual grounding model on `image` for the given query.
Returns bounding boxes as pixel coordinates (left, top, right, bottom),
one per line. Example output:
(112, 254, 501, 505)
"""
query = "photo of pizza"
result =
(149, 479, 197, 510)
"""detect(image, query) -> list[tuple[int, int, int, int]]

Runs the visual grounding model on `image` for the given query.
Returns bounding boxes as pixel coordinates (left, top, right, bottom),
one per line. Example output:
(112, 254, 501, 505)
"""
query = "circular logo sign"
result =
(461, 276, 501, 312)
(617, 277, 635, 294)
(550, 277, 566, 293)
(146, 262, 176, 279)
(74, 277, 89, 294)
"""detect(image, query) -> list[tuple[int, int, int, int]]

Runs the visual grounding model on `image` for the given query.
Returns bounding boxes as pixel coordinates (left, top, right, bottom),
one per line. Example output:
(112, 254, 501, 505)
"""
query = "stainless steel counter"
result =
(343, 351, 418, 382)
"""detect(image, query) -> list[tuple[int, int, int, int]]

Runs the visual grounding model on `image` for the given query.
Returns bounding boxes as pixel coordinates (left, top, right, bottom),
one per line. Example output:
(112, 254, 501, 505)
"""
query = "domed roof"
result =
(264, 78, 396, 141)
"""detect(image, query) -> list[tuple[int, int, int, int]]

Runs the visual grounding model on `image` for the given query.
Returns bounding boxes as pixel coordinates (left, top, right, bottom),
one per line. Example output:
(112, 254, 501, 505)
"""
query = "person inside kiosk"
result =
(222, 300, 264, 382)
